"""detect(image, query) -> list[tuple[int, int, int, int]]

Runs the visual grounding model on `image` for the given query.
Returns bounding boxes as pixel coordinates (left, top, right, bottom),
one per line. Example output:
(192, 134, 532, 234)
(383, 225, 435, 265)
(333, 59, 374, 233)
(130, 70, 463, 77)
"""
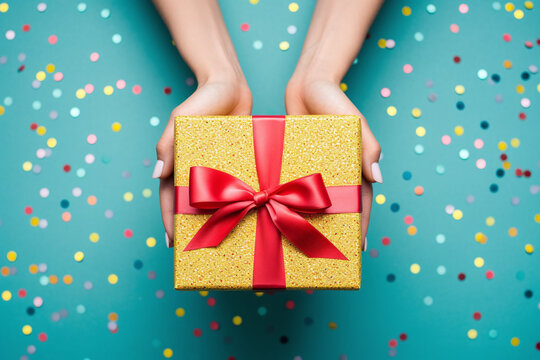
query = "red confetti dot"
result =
(516, 169, 523, 177)
(537, 38, 540, 46)
(453, 56, 461, 63)
(285, 300, 295, 309)
(486, 270, 494, 279)
(207, 297, 216, 306)
(22, 24, 31, 32)
(30, 122, 38, 130)
(18, 64, 25, 72)
(193, 328, 202, 337)
(524, 170, 531, 178)
(305, 290, 314, 295)
(38, 333, 47, 342)
(18, 289, 27, 298)
(110, 327, 119, 334)
(519, 112, 526, 120)
(503, 33, 511, 42)
(163, 86, 172, 95)
(389, 339, 398, 348)
(536, 342, 540, 350)
(124, 229, 133, 238)
(228, 357, 236, 360)
(404, 215, 413, 225)
(382, 237, 391, 246)
(399, 333, 407, 341)
(24, 206, 33, 215)
(458, 273, 466, 281)
(500, 154, 507, 161)
(240, 23, 250, 32)
(525, 41, 533, 48)
(63, 164, 71, 172)
(473, 311, 482, 320)
(209, 321, 219, 330)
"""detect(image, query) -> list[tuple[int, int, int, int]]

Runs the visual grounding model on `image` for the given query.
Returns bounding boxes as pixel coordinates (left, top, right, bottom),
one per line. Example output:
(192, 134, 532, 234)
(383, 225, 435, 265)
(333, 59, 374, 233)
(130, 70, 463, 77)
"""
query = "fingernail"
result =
(152, 160, 164, 179)
(371, 162, 383, 183)
(165, 232, 173, 248)
(362, 237, 368, 252)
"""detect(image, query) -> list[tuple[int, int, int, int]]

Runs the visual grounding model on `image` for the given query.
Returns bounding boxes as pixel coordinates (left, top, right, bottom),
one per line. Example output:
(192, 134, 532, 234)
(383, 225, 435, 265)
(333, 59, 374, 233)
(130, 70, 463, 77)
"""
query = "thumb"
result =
(360, 118, 383, 184)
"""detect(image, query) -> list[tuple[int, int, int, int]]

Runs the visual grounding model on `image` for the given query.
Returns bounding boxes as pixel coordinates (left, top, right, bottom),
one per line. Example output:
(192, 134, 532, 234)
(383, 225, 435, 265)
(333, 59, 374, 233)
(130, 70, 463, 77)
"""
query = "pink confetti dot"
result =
(48, 34, 57, 44)
(521, 98, 531, 108)
(116, 79, 126, 89)
(87, 134, 97, 144)
(84, 84, 94, 93)
(124, 229, 133, 238)
(38, 333, 48, 342)
(503, 33, 511, 42)
(386, 39, 395, 49)
(132, 85, 141, 95)
(90, 52, 100, 62)
(450, 24, 460, 33)
(240, 23, 250, 32)
(458, 4, 469, 14)
(476, 159, 486, 169)
(403, 64, 413, 74)
(33, 296, 43, 307)
(404, 215, 414, 225)
(473, 139, 484, 149)
(53, 72, 63, 81)
(441, 135, 451, 145)
(380, 88, 391, 97)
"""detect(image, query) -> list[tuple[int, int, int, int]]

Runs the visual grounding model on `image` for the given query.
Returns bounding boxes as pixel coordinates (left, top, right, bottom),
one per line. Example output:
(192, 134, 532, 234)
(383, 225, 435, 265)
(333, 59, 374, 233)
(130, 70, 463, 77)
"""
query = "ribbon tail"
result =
(266, 200, 348, 260)
(184, 201, 255, 251)
(252, 207, 286, 289)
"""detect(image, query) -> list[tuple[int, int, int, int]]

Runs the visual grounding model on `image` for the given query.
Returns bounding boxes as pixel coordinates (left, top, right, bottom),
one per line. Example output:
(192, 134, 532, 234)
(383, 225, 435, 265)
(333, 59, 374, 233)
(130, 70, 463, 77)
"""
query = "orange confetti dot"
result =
(29, 264, 38, 274)
(49, 275, 58, 284)
(414, 186, 424, 195)
(109, 312, 119, 321)
(1, 266, 9, 276)
(87, 195, 97, 205)
(63, 274, 73, 285)
(61, 212, 71, 222)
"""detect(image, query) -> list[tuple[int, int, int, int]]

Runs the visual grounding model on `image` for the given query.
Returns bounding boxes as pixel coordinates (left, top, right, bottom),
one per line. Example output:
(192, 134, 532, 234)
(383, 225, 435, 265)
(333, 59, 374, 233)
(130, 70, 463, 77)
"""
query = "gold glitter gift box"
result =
(174, 115, 362, 290)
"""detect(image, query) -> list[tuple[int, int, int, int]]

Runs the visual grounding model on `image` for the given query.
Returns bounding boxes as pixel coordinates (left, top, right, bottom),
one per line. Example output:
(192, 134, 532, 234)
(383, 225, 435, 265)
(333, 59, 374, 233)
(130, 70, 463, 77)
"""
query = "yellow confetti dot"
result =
(123, 192, 133, 202)
(339, 82, 348, 92)
(524, 244, 534, 254)
(47, 137, 57, 148)
(475, 232, 488, 244)
(104, 85, 114, 95)
(249, 0, 259, 4)
(505, 2, 515, 11)
(525, 1, 534, 9)
(510, 138, 520, 147)
(514, 9, 524, 19)
(7, 251, 17, 262)
(142, 188, 152, 198)
(89, 232, 99, 243)
(328, 321, 338, 329)
(537, 83, 540, 92)
(49, 275, 58, 284)
(254, 292, 264, 297)
(508, 227, 518, 237)
(474, 257, 484, 267)
(510, 337, 520, 346)
(175, 308, 185, 317)
(502, 161, 511, 170)
(146, 237, 156, 247)
(74, 251, 84, 262)
(76, 89, 86, 99)
(232, 315, 242, 325)
(498, 141, 507, 151)
(30, 217, 39, 227)
(46, 64, 55, 73)
(1, 290, 11, 301)
(36, 71, 46, 81)
(503, 60, 513, 69)
(279, 41, 290, 51)
(387, 106, 397, 116)
(111, 122, 122, 132)
(108, 274, 118, 284)
(0, 105, 4, 116)
(63, 274, 73, 285)
(22, 161, 33, 172)
(516, 84, 524, 93)
(486, 217, 495, 226)
(454, 125, 464, 136)
(377, 38, 386, 48)
(467, 329, 478, 339)
(455, 85, 465, 94)
(163, 348, 173, 358)
(22, 325, 32, 335)
(199, 291, 209, 297)
(0, 3, 9, 13)
(535, 214, 540, 223)
(416, 126, 426, 137)
(407, 225, 417, 236)
(36, 125, 46, 136)
(375, 194, 386, 204)
(29, 264, 38, 274)
(411, 108, 422, 118)
(453, 209, 463, 220)
(410, 263, 421, 274)
(402, 6, 412, 16)
(288, 2, 299, 12)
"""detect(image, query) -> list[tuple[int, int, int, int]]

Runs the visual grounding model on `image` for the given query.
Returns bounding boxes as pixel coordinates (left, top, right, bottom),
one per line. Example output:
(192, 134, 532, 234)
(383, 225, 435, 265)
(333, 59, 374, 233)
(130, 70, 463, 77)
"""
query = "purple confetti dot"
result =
(49, 110, 58, 119)
(425, 80, 434, 88)
(148, 270, 156, 280)
(156, 290, 164, 299)
(143, 158, 152, 167)
(84, 281, 93, 290)
(466, 195, 475, 203)
(10, 266, 17, 275)
(18, 53, 26, 62)
(0, 56, 7, 64)
(59, 309, 68, 318)
(27, 345, 36, 355)
(369, 248, 378, 258)
(32, 80, 41, 89)
(511, 197, 520, 205)
(186, 77, 195, 86)
(51, 312, 60, 321)
(122, 171, 131, 179)
(530, 185, 540, 195)
(107, 321, 118, 331)
(105, 210, 114, 218)
(495, 94, 503, 103)
(428, 93, 437, 102)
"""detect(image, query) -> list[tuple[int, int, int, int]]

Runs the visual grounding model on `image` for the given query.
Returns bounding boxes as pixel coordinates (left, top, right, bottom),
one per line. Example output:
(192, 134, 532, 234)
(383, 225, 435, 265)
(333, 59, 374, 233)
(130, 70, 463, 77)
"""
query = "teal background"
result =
(1, 0, 539, 359)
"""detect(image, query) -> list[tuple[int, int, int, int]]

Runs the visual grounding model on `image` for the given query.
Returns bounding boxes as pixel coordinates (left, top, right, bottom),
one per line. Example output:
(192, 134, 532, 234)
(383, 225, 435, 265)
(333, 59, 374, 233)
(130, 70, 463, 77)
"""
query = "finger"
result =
(359, 117, 383, 184)
(153, 116, 175, 179)
(360, 178, 373, 251)
(160, 176, 175, 247)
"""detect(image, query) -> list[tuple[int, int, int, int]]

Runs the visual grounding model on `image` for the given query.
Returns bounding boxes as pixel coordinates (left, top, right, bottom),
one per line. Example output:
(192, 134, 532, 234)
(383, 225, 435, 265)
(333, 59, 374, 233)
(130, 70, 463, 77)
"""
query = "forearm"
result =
(152, 0, 244, 84)
(294, 0, 384, 83)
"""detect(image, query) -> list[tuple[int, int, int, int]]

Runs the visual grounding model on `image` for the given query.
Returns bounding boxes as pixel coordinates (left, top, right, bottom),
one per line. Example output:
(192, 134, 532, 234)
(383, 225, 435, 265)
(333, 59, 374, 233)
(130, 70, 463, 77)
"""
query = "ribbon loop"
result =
(253, 190, 269, 207)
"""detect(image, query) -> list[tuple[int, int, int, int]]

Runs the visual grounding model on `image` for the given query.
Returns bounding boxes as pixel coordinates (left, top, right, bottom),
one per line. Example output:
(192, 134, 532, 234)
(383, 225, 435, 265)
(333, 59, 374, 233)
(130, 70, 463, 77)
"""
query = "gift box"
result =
(174, 115, 362, 290)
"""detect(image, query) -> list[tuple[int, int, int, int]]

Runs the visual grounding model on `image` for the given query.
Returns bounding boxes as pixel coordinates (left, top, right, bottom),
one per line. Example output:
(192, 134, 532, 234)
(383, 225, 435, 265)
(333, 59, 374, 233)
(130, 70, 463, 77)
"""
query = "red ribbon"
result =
(175, 116, 361, 289)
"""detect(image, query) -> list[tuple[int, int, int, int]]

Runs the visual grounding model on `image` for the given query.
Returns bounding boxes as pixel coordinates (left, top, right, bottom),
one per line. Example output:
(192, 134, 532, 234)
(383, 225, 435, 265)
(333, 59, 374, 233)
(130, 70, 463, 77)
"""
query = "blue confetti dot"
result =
(390, 203, 400, 212)
(134, 260, 143, 269)
(456, 101, 465, 110)
(490, 184, 499, 193)
(387, 274, 396, 282)
(496, 169, 504, 178)
(480, 121, 489, 129)
(402, 171, 412, 180)
(491, 74, 500, 82)
(60, 199, 70, 208)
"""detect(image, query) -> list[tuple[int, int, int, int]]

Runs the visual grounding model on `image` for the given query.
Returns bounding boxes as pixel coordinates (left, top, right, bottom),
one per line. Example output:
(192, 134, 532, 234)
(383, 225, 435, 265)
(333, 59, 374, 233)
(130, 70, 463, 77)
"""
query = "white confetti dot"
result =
(72, 187, 82, 197)
(37, 3, 47, 12)
(70, 107, 80, 117)
(287, 25, 297, 35)
(5, 30, 15, 40)
(40, 188, 50, 198)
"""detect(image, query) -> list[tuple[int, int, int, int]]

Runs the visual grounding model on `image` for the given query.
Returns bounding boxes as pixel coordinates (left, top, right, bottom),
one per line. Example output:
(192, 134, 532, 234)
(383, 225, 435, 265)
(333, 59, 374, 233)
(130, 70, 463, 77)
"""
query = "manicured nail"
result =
(152, 160, 164, 179)
(362, 237, 368, 252)
(165, 232, 173, 248)
(371, 162, 383, 183)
